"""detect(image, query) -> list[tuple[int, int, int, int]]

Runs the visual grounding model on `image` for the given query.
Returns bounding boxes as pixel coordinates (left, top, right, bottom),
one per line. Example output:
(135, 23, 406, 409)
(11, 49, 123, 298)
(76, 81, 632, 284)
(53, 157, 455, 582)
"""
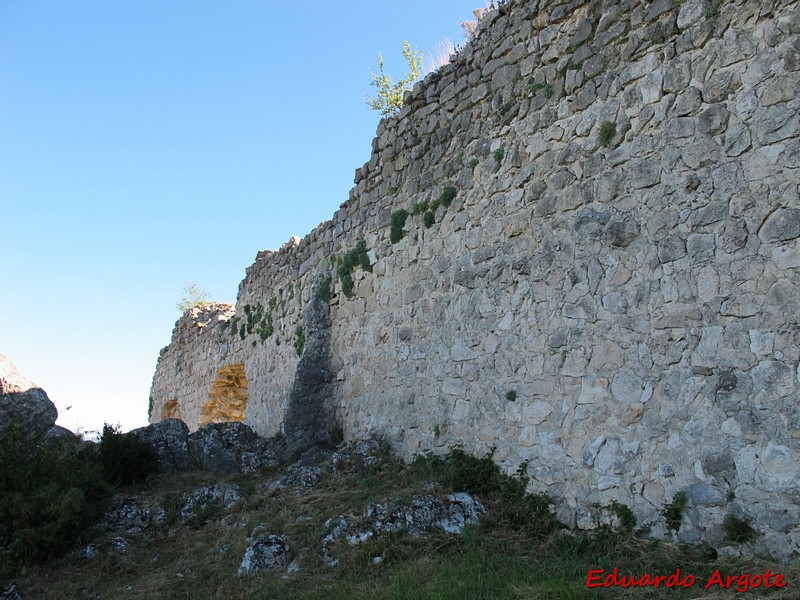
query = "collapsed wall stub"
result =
(283, 282, 337, 456)
(201, 363, 248, 425)
(150, 0, 800, 558)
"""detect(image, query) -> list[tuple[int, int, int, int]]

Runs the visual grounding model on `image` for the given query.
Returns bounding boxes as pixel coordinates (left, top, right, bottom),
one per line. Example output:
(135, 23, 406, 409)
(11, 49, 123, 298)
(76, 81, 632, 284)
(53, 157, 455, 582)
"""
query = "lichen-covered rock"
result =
(441, 493, 485, 534)
(331, 439, 386, 474)
(322, 490, 484, 566)
(238, 535, 290, 576)
(266, 465, 323, 491)
(179, 484, 245, 522)
(103, 497, 166, 533)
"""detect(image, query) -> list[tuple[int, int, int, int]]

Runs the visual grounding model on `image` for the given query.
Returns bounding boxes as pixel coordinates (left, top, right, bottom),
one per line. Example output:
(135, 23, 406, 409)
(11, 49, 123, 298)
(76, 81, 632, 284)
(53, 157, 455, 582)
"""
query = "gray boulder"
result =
(238, 535, 291, 576)
(188, 421, 281, 475)
(0, 353, 59, 444)
(130, 419, 192, 472)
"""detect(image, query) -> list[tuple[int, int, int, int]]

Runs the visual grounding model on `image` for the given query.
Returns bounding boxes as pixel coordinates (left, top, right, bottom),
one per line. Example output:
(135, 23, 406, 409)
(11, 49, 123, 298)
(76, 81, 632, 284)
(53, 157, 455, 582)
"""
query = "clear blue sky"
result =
(1, 0, 481, 434)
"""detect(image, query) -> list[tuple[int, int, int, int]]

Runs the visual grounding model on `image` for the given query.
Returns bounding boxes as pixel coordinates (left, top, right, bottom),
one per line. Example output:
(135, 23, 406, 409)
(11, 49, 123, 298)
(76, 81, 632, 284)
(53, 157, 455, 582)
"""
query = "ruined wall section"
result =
(150, 303, 237, 426)
(151, 0, 800, 556)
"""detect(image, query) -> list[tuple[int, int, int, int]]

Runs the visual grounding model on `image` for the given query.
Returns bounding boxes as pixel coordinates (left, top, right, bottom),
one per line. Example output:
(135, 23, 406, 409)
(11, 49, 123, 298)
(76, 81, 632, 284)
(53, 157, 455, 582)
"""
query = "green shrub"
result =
(176, 282, 209, 312)
(411, 447, 558, 536)
(100, 424, 156, 486)
(0, 427, 111, 576)
(237, 301, 275, 343)
(661, 491, 687, 531)
(722, 515, 758, 544)
(468, 158, 479, 169)
(337, 239, 372, 298)
(257, 313, 274, 341)
(430, 186, 457, 213)
(365, 41, 423, 117)
(412, 200, 429, 215)
(530, 81, 545, 94)
(337, 260, 354, 297)
(609, 500, 636, 532)
(318, 276, 332, 302)
(294, 325, 306, 357)
(439, 186, 457, 207)
(390, 209, 409, 244)
(598, 120, 616, 147)
(493, 148, 504, 162)
(423, 210, 435, 228)
(505, 390, 517, 401)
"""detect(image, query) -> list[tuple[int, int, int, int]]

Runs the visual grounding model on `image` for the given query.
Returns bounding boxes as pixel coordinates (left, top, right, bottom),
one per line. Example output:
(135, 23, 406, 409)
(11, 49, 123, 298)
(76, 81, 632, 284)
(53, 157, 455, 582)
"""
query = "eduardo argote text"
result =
(586, 568, 788, 592)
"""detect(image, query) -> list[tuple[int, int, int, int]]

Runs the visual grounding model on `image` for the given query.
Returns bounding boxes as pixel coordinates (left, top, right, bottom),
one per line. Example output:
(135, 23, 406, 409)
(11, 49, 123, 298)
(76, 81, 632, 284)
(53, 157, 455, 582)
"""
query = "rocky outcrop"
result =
(322, 491, 485, 566)
(0, 353, 62, 445)
(188, 421, 282, 474)
(131, 419, 282, 475)
(131, 419, 193, 473)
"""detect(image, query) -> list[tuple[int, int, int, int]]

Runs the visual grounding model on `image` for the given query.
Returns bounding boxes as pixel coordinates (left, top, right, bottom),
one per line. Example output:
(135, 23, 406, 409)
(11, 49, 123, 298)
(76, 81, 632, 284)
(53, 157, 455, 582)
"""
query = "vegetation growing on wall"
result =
(390, 209, 409, 244)
(230, 302, 275, 344)
(318, 276, 333, 303)
(176, 282, 209, 312)
(598, 120, 617, 147)
(337, 239, 373, 297)
(391, 186, 458, 241)
(722, 515, 758, 544)
(365, 41, 423, 117)
(293, 325, 305, 357)
(662, 491, 688, 531)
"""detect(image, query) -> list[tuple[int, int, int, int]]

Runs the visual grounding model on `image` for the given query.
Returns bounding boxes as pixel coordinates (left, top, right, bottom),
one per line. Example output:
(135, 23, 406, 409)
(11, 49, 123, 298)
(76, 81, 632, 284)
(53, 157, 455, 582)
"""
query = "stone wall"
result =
(150, 0, 800, 557)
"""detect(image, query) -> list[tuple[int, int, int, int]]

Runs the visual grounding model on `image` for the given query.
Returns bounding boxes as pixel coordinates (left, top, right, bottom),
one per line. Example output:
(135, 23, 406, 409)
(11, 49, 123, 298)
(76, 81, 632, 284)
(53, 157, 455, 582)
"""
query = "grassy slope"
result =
(18, 450, 799, 600)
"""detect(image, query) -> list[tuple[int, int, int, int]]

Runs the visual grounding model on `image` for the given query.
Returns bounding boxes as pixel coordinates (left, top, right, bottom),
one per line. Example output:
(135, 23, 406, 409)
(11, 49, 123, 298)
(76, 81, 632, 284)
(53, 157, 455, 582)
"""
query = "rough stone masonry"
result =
(150, 0, 800, 558)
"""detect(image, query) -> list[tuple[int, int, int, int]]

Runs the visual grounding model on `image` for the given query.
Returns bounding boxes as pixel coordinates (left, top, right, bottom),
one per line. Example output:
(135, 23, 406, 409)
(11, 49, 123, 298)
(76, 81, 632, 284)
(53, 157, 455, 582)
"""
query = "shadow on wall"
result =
(201, 363, 248, 425)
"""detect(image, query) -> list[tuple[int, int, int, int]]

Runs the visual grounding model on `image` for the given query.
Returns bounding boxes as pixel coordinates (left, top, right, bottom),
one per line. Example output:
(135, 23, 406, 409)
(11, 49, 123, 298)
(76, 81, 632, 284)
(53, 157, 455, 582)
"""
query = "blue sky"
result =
(1, 0, 481, 434)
